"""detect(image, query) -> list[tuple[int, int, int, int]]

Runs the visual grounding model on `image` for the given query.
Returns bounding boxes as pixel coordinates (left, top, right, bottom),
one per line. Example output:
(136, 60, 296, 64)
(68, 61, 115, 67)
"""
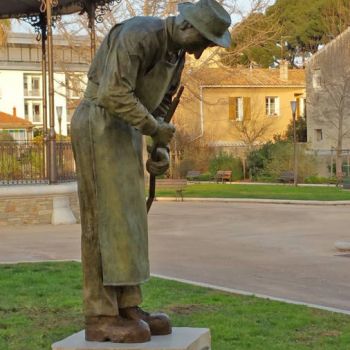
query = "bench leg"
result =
(175, 190, 184, 202)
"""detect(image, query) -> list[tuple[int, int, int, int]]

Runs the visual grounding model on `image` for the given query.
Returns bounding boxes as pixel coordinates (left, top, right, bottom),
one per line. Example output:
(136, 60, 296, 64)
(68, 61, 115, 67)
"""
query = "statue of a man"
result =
(71, 0, 231, 343)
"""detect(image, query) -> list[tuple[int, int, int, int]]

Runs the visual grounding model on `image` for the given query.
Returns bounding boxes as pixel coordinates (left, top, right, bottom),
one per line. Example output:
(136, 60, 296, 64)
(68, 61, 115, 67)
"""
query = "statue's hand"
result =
(146, 147, 170, 176)
(151, 119, 175, 147)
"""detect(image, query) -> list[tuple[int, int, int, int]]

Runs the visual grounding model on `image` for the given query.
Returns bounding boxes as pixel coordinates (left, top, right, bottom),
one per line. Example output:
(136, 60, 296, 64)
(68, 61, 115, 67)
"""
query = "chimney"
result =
(13, 107, 16, 117)
(279, 60, 289, 81)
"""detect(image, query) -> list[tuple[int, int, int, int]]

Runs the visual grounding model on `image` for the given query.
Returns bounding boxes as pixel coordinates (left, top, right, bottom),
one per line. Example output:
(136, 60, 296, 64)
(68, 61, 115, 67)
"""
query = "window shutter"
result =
(228, 97, 237, 121)
(243, 97, 251, 120)
(275, 97, 280, 116)
(296, 97, 300, 117)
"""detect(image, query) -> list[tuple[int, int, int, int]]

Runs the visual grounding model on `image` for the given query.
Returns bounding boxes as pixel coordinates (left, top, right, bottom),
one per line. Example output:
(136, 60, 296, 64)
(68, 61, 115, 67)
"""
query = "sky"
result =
(11, 0, 276, 34)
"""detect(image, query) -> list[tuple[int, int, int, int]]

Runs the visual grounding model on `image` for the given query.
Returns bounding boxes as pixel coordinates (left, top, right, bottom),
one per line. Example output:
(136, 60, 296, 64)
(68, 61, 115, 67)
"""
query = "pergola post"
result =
(39, 13, 49, 179)
(46, 0, 57, 183)
(87, 1, 97, 61)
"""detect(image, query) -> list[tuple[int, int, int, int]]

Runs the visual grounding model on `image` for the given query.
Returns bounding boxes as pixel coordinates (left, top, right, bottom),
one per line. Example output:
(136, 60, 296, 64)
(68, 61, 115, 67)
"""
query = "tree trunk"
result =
(335, 147, 343, 184)
(336, 112, 344, 183)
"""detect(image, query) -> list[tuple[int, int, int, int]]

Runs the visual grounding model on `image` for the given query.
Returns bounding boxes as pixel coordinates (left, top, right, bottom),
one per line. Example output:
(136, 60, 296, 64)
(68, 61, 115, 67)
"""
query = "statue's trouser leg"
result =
(82, 233, 142, 316)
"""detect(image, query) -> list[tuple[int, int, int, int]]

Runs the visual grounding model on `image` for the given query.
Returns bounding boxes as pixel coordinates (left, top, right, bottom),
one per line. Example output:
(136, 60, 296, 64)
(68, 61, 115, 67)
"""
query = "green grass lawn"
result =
(1, 262, 350, 350)
(156, 183, 350, 201)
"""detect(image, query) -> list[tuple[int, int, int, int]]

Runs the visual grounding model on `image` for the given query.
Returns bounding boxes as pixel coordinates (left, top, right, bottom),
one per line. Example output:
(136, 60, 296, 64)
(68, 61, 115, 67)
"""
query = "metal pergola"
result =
(0, 0, 118, 183)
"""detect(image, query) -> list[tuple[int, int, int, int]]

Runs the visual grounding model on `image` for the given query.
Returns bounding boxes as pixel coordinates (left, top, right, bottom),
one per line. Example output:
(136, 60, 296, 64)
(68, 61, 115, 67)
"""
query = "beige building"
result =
(306, 27, 350, 152)
(177, 64, 306, 153)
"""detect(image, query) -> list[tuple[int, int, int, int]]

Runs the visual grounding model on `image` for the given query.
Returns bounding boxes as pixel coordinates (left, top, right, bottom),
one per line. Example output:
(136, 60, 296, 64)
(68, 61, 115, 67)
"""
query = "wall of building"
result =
(202, 86, 305, 143)
(306, 28, 350, 151)
(0, 70, 72, 135)
(0, 70, 25, 117)
(176, 85, 305, 146)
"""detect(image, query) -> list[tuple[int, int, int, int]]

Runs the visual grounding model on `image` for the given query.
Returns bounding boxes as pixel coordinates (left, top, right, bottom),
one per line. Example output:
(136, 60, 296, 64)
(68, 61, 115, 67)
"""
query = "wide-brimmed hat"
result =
(178, 0, 231, 48)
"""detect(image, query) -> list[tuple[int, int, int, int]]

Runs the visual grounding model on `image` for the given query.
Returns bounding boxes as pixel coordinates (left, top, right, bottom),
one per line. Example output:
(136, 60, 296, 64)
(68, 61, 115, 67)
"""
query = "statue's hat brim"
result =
(178, 1, 231, 48)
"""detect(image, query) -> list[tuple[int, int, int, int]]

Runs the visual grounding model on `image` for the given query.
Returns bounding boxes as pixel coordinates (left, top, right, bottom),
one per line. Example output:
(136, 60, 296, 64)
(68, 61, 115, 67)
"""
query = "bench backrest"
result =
(156, 179, 187, 189)
(280, 171, 294, 179)
(216, 170, 232, 178)
(187, 171, 201, 177)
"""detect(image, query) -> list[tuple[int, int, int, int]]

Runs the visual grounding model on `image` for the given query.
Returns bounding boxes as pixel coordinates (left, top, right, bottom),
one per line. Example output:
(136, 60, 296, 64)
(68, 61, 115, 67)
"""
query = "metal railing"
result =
(56, 141, 76, 182)
(0, 141, 76, 185)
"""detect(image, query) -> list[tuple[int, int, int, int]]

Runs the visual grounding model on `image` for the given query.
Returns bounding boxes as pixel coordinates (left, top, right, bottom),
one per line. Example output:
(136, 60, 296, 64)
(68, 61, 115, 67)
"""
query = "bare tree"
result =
(311, 73, 350, 181)
(321, 0, 350, 41)
(229, 101, 274, 178)
(307, 26, 350, 182)
(232, 113, 273, 148)
(0, 20, 10, 46)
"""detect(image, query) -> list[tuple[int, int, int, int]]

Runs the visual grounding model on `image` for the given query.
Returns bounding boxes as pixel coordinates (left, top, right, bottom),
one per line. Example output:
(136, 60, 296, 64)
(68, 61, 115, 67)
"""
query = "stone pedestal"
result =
(52, 328, 210, 350)
(51, 196, 77, 225)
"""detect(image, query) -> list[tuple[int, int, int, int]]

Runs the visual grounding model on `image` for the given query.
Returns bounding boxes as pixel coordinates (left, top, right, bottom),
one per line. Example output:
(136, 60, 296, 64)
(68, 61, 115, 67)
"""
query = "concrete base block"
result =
(52, 328, 211, 350)
(335, 241, 350, 252)
(51, 196, 76, 225)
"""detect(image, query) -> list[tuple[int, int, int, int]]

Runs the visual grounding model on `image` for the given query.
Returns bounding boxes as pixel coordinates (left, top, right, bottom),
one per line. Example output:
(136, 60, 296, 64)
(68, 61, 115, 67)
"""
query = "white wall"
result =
(0, 70, 25, 117)
(0, 70, 70, 136)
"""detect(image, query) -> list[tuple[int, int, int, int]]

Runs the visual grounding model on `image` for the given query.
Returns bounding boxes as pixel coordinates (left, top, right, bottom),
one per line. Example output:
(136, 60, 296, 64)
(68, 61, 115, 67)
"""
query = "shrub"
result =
(208, 152, 243, 181)
(247, 140, 317, 182)
(247, 141, 274, 178)
(304, 176, 337, 184)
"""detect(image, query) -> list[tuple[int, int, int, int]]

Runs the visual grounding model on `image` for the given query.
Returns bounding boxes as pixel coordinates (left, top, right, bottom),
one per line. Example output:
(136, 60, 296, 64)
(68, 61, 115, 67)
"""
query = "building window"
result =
(31, 77, 40, 96)
(67, 99, 79, 124)
(315, 129, 323, 141)
(66, 73, 84, 99)
(8, 47, 22, 61)
(236, 97, 244, 121)
(67, 124, 71, 136)
(32, 103, 42, 123)
(66, 107, 75, 123)
(265, 96, 280, 116)
(63, 49, 72, 62)
(312, 69, 323, 89)
(24, 102, 29, 120)
(0, 47, 7, 60)
(229, 97, 251, 121)
(7, 129, 26, 142)
(24, 74, 41, 97)
(22, 47, 30, 62)
(30, 48, 40, 62)
(299, 98, 306, 118)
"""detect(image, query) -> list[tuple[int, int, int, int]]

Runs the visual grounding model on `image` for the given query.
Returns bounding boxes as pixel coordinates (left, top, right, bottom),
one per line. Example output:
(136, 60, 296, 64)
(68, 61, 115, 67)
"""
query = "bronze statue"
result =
(71, 0, 231, 343)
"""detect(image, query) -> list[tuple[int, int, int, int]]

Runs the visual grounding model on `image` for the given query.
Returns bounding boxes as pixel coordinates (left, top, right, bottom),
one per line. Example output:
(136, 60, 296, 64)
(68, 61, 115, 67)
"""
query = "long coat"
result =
(72, 17, 185, 285)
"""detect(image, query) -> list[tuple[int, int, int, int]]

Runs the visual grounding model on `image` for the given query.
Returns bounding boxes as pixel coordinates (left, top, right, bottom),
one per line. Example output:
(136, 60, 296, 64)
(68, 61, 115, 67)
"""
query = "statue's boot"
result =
(120, 306, 172, 335)
(85, 315, 151, 343)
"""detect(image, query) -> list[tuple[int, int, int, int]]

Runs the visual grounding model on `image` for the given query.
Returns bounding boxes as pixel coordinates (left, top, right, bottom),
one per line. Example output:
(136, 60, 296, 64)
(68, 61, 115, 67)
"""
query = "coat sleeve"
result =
(96, 32, 158, 136)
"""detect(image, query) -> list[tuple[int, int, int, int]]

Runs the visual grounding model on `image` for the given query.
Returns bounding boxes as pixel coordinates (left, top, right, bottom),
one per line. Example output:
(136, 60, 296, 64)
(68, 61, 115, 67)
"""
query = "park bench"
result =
(215, 170, 232, 183)
(278, 171, 294, 183)
(186, 170, 201, 182)
(154, 178, 187, 201)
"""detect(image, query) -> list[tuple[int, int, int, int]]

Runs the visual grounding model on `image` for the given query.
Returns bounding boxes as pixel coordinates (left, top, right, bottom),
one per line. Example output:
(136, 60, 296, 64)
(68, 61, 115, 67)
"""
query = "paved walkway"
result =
(1, 201, 350, 312)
